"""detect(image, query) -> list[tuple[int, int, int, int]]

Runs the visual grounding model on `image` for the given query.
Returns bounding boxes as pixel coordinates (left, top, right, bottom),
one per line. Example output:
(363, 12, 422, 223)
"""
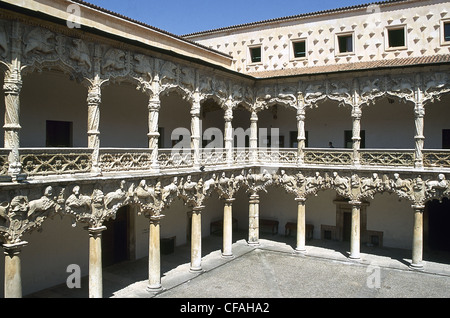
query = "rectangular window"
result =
(445, 22, 450, 42)
(249, 46, 262, 63)
(338, 34, 353, 53)
(46, 120, 73, 147)
(292, 40, 306, 58)
(387, 27, 406, 48)
(344, 130, 365, 149)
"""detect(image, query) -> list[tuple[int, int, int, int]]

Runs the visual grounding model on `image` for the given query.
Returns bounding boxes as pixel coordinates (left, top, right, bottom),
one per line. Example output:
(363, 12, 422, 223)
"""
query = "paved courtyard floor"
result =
(29, 231, 450, 300)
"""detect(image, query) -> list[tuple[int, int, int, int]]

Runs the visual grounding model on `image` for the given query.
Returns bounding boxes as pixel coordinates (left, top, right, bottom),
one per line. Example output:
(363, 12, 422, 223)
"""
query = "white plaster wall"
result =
(0, 216, 88, 298)
(366, 193, 414, 249)
(20, 71, 88, 148)
(188, 0, 449, 74)
(306, 190, 340, 239)
(134, 212, 150, 260)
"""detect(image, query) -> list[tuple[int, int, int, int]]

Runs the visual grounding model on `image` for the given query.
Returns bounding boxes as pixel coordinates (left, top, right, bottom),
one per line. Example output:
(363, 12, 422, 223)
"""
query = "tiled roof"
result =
(247, 54, 450, 79)
(183, 0, 411, 38)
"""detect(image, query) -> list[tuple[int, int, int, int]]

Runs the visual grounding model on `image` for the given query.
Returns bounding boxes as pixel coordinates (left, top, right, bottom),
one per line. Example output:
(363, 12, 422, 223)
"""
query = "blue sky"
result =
(85, 0, 375, 35)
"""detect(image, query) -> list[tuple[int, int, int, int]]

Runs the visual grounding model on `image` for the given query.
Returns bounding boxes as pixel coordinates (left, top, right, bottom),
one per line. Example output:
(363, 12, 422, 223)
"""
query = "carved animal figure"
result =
(70, 39, 92, 71)
(102, 48, 125, 73)
(24, 28, 55, 56)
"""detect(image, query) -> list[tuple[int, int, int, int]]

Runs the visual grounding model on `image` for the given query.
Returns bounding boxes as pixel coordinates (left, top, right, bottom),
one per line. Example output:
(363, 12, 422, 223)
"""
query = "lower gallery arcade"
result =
(0, 169, 449, 298)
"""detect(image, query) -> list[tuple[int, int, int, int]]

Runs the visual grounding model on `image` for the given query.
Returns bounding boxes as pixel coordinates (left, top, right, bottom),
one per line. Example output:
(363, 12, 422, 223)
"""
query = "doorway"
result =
(426, 198, 450, 252)
(343, 212, 352, 242)
(102, 206, 134, 267)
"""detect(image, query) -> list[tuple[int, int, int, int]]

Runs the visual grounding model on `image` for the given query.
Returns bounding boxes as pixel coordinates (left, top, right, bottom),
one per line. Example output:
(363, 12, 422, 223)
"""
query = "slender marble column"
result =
(147, 215, 163, 291)
(349, 201, 361, 260)
(411, 205, 424, 269)
(148, 95, 161, 171)
(296, 106, 306, 165)
(3, 241, 27, 298)
(191, 100, 201, 169)
(224, 107, 234, 166)
(3, 76, 23, 179)
(190, 206, 204, 272)
(250, 111, 258, 164)
(351, 106, 362, 166)
(88, 226, 106, 298)
(414, 103, 425, 169)
(222, 199, 235, 258)
(87, 80, 102, 174)
(295, 197, 307, 253)
(248, 194, 260, 246)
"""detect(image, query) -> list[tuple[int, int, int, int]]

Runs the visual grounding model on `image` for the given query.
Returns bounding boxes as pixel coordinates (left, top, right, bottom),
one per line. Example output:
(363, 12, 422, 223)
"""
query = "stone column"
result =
(411, 205, 424, 269)
(351, 106, 362, 166)
(349, 201, 361, 259)
(148, 95, 161, 171)
(224, 107, 234, 166)
(88, 226, 106, 298)
(248, 194, 260, 246)
(87, 80, 102, 174)
(414, 103, 425, 169)
(191, 99, 201, 169)
(296, 104, 306, 165)
(250, 111, 258, 164)
(190, 206, 204, 272)
(147, 215, 164, 291)
(295, 197, 307, 253)
(3, 75, 24, 180)
(3, 241, 27, 298)
(222, 198, 235, 258)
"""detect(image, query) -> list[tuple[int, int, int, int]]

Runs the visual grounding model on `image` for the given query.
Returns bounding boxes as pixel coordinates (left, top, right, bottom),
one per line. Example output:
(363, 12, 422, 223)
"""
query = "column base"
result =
(247, 241, 260, 247)
(295, 247, 307, 254)
(221, 253, 234, 259)
(409, 262, 424, 271)
(349, 254, 361, 260)
(189, 266, 203, 273)
(146, 284, 163, 293)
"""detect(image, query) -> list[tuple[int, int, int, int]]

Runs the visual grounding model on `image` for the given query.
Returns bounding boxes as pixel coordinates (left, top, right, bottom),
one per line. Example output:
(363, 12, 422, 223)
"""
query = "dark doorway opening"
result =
(102, 206, 131, 267)
(343, 212, 352, 242)
(426, 198, 450, 252)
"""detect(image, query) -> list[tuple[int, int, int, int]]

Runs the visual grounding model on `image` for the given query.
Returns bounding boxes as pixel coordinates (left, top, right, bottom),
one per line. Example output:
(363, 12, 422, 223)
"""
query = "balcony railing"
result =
(0, 147, 449, 178)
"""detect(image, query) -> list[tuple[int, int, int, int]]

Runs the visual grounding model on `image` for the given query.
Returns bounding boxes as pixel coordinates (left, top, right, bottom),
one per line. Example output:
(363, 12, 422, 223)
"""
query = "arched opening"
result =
(100, 81, 148, 148)
(424, 94, 450, 149)
(361, 97, 415, 149)
(232, 104, 251, 148)
(20, 69, 87, 148)
(201, 98, 224, 150)
(306, 100, 352, 149)
(258, 104, 297, 148)
(159, 91, 191, 149)
(102, 205, 135, 267)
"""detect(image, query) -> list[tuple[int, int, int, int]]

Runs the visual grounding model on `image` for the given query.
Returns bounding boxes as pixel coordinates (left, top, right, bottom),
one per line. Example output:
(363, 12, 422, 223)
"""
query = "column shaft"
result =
(191, 102, 201, 168)
(224, 108, 233, 166)
(414, 103, 425, 169)
(248, 194, 260, 246)
(351, 107, 362, 166)
(349, 201, 361, 259)
(148, 96, 161, 170)
(3, 241, 27, 298)
(250, 111, 258, 163)
(190, 207, 203, 272)
(222, 199, 235, 257)
(88, 226, 106, 298)
(411, 205, 424, 269)
(295, 198, 306, 253)
(87, 82, 101, 173)
(297, 105, 306, 165)
(148, 216, 163, 290)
